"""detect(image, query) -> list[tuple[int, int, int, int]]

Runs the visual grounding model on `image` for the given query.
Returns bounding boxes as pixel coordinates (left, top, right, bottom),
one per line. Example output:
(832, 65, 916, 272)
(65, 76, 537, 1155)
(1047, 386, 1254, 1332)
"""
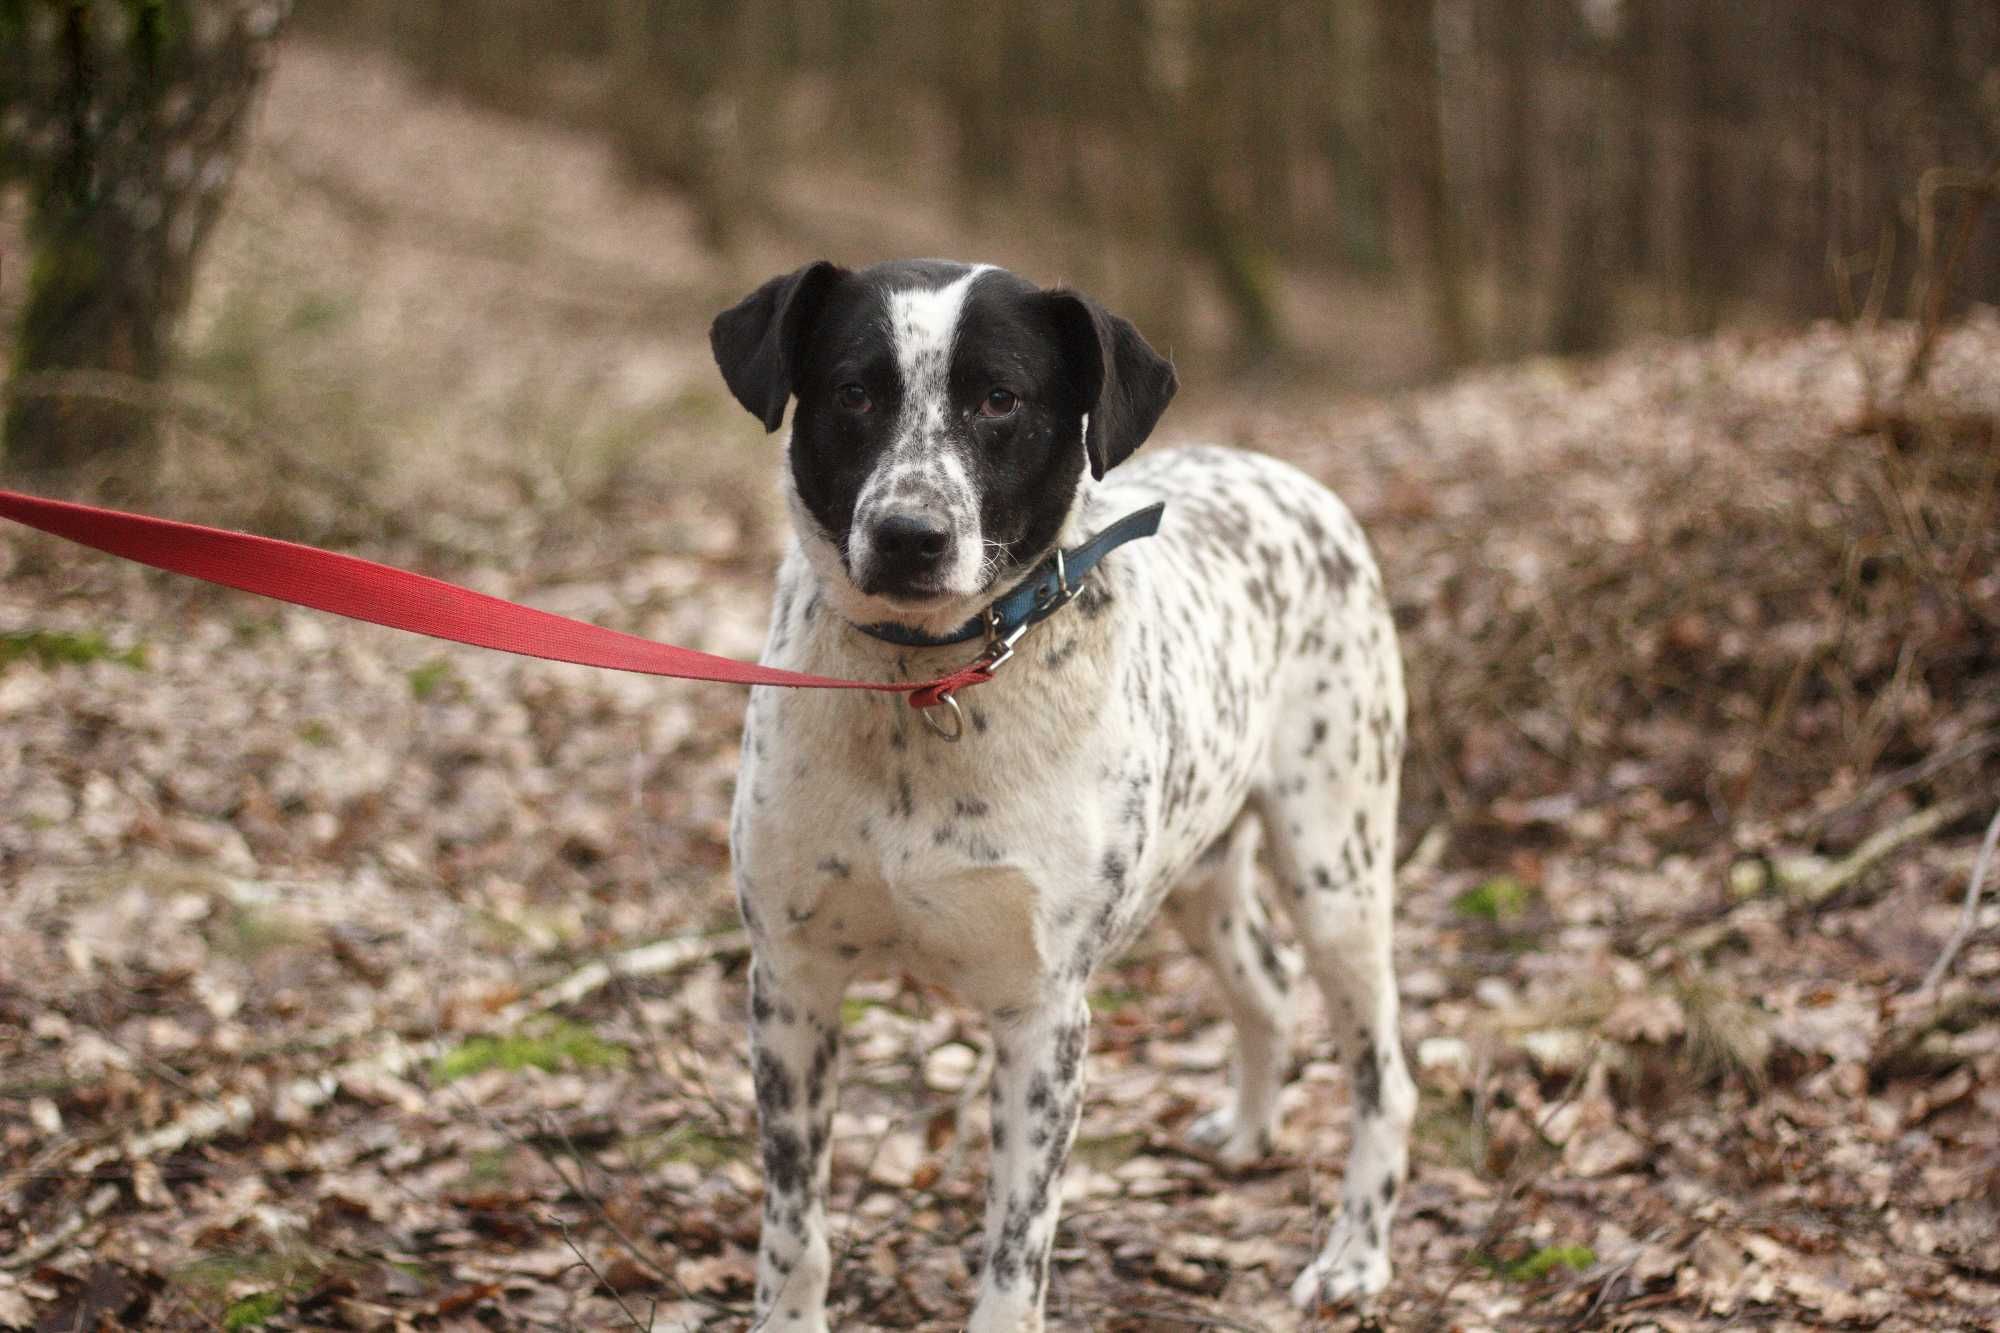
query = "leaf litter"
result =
(4, 39, 2000, 1333)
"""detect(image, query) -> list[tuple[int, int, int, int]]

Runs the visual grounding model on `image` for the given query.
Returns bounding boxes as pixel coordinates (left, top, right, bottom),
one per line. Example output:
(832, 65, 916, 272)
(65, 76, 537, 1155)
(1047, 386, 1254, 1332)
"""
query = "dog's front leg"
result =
(747, 948, 844, 1333)
(969, 991, 1089, 1333)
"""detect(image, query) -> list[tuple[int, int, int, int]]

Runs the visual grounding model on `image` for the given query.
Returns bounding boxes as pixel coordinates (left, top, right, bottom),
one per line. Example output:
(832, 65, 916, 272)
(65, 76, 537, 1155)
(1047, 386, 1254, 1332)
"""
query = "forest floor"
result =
(4, 41, 2000, 1333)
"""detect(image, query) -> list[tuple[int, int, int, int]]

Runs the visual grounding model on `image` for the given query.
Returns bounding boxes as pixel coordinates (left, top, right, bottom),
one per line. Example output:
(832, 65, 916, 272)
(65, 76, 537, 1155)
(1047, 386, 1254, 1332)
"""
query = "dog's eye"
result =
(835, 383, 872, 412)
(979, 388, 1019, 418)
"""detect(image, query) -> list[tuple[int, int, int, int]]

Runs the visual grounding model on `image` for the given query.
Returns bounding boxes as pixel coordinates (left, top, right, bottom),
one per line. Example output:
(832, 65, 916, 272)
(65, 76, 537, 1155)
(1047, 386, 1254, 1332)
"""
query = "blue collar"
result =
(854, 502, 1166, 649)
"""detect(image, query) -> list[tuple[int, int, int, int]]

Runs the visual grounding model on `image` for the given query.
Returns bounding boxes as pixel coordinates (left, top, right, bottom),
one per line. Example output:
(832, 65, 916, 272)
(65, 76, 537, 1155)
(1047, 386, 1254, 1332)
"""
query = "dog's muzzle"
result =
(860, 511, 955, 597)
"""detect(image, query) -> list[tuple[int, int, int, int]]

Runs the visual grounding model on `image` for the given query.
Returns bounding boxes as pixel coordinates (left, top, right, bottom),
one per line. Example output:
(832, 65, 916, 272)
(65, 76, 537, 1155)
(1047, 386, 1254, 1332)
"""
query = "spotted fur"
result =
(712, 260, 1415, 1331)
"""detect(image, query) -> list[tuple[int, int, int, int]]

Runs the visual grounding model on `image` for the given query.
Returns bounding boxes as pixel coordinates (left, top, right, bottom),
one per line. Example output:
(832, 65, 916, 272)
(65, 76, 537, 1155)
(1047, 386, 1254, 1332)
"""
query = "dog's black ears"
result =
(1045, 290, 1178, 480)
(710, 261, 845, 432)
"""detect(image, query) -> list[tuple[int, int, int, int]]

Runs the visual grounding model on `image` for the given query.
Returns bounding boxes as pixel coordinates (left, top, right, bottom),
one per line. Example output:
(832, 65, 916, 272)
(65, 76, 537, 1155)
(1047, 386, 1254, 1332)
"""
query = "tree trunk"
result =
(1491, 0, 1539, 353)
(1327, 0, 1390, 271)
(606, 0, 750, 253)
(1, 0, 291, 483)
(1376, 0, 1472, 369)
(1548, 3, 1617, 356)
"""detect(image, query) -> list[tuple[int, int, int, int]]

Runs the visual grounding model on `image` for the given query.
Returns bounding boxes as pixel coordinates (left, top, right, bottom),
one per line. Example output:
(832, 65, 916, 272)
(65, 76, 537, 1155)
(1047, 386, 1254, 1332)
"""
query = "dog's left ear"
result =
(710, 261, 845, 432)
(1045, 290, 1178, 480)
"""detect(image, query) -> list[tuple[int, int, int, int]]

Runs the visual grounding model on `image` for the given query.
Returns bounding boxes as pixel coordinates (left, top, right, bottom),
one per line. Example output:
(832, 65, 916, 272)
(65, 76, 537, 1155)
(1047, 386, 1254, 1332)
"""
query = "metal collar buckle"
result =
(918, 556, 1083, 742)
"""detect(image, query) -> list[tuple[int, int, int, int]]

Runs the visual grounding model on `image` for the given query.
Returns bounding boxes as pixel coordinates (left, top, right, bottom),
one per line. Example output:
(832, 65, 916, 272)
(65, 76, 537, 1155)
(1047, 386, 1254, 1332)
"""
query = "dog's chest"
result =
(733, 691, 1110, 1005)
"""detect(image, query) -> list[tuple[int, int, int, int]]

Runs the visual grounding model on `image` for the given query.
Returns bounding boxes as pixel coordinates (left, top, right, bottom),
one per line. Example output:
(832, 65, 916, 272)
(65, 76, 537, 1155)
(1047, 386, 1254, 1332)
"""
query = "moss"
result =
(221, 1292, 285, 1330)
(176, 1246, 333, 1327)
(1503, 1244, 1597, 1282)
(1071, 1130, 1147, 1170)
(434, 1018, 628, 1083)
(406, 658, 454, 699)
(648, 1122, 747, 1169)
(1088, 986, 1146, 1014)
(1452, 875, 1535, 922)
(0, 628, 148, 671)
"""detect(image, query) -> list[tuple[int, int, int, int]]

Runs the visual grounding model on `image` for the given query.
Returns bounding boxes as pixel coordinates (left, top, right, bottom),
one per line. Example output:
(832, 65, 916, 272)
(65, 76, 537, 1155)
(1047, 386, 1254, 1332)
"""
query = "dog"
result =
(711, 260, 1414, 1331)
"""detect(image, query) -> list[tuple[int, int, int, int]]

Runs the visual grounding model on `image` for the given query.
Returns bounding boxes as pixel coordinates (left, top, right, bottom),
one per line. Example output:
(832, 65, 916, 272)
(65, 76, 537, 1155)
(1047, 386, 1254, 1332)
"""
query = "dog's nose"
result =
(870, 512, 951, 585)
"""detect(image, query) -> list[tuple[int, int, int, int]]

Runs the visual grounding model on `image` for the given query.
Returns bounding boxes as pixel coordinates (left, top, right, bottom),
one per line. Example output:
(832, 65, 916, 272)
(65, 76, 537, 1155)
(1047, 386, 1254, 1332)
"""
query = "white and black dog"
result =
(711, 260, 1414, 1331)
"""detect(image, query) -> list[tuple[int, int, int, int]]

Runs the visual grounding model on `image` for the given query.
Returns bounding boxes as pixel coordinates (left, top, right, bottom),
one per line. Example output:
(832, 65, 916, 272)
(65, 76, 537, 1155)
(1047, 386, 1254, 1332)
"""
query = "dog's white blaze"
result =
(849, 265, 993, 598)
(887, 265, 987, 401)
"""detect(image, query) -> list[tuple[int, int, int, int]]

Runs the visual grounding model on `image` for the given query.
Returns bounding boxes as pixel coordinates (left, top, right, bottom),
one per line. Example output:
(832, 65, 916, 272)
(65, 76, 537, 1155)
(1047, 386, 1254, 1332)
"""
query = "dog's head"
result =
(710, 260, 1176, 631)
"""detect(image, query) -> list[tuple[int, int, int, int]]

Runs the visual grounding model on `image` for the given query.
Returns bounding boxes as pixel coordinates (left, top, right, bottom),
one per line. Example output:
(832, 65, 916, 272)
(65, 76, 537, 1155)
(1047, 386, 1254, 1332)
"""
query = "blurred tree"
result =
(1546, 0, 1616, 355)
(1146, 1, 1285, 361)
(1377, 0, 1470, 368)
(606, 0, 775, 253)
(1326, 0, 1389, 273)
(1, 0, 291, 481)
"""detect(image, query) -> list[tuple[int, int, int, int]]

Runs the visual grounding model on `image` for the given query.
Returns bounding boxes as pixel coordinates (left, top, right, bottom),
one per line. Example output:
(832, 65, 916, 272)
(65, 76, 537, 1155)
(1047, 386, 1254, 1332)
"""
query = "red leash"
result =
(0, 489, 992, 708)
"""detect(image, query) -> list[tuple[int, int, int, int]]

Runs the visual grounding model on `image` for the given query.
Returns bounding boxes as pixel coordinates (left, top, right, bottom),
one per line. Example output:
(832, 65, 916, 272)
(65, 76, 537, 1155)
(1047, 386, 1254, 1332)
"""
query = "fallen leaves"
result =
(5, 34, 2000, 1333)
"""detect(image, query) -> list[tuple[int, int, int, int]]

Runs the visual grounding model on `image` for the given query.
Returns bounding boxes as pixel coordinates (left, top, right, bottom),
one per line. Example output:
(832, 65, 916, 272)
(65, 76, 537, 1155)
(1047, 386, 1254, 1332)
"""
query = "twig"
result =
(539, 1112, 742, 1318)
(835, 1034, 989, 1273)
(1796, 797, 1976, 906)
(1918, 805, 2000, 995)
(1123, 1304, 1271, 1332)
(65, 928, 745, 1173)
(1417, 1044, 1602, 1331)
(552, 1213, 657, 1332)
(1396, 821, 1449, 890)
(1811, 721, 2000, 832)
(1903, 160, 1999, 393)
(0, 1184, 118, 1272)
(452, 1086, 747, 1322)
(1675, 798, 1983, 960)
(1560, 1224, 1672, 1330)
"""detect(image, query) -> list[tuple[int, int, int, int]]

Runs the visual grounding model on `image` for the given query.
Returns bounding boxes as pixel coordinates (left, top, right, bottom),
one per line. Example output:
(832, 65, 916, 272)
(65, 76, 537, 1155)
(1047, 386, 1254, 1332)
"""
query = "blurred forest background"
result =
(4, 0, 1998, 474)
(4, 3, 2000, 1330)
(313, 0, 2000, 362)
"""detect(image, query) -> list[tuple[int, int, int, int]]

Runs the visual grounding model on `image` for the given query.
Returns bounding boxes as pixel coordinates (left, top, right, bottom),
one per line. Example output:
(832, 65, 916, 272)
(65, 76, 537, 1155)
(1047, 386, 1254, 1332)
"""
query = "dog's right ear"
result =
(710, 261, 844, 432)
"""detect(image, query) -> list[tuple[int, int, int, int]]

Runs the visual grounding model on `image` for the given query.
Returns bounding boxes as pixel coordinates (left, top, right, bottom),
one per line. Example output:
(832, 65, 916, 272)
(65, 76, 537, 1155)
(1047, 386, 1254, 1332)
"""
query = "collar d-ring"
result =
(919, 691, 966, 741)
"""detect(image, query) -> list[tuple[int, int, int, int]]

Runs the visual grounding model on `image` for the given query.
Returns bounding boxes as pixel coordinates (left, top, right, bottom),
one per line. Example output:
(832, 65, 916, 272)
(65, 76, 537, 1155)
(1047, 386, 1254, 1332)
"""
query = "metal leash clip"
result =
(919, 555, 1083, 742)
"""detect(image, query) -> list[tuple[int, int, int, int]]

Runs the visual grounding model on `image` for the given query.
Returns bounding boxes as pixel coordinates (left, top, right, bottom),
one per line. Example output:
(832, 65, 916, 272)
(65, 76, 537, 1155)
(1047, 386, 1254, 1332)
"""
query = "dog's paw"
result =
(1288, 1237, 1390, 1311)
(1185, 1106, 1273, 1170)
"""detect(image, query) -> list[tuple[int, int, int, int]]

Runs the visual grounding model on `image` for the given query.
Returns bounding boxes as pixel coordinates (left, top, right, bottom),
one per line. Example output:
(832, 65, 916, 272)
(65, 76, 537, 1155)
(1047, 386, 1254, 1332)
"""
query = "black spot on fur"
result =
(761, 1124, 807, 1197)
(754, 1049, 795, 1118)
(1101, 850, 1127, 892)
(1247, 918, 1288, 992)
(1352, 1041, 1382, 1117)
